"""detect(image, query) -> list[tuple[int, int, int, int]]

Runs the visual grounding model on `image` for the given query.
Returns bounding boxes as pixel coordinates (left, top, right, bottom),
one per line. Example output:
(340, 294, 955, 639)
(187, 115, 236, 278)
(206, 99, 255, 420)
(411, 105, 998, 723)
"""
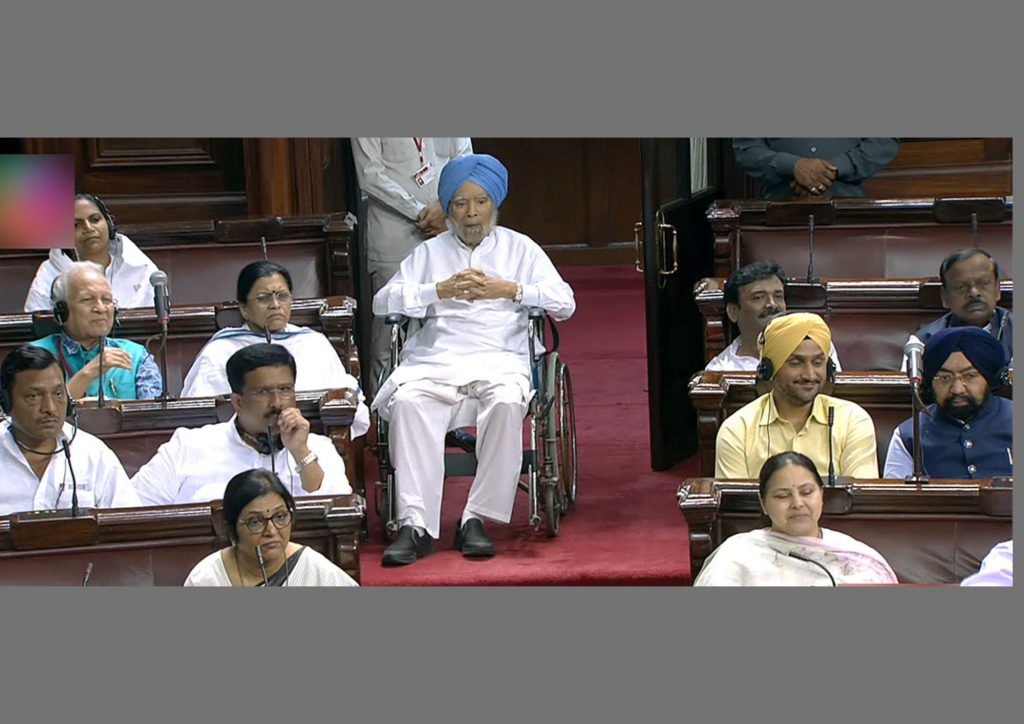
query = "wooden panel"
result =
(864, 138, 1012, 198)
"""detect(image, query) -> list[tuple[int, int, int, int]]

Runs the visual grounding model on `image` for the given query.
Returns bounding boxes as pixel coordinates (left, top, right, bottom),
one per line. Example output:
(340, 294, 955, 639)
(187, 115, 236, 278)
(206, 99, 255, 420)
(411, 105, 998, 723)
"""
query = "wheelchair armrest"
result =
(527, 306, 546, 319)
(385, 313, 409, 326)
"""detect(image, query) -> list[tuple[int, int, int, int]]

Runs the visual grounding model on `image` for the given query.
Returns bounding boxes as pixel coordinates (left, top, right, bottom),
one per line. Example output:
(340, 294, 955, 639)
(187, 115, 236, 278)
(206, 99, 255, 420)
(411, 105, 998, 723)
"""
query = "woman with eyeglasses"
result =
(184, 468, 358, 587)
(180, 260, 368, 438)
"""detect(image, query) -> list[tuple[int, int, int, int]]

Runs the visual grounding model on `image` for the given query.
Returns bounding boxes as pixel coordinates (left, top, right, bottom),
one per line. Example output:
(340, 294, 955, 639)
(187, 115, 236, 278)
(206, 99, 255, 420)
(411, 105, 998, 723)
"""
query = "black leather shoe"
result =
(382, 526, 433, 566)
(445, 429, 477, 453)
(453, 518, 496, 558)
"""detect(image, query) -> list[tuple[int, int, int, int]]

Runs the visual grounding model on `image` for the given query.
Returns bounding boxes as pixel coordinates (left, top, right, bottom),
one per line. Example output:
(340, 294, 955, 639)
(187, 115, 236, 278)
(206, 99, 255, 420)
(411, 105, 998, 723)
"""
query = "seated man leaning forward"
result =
(884, 327, 1012, 479)
(180, 260, 368, 438)
(715, 312, 879, 480)
(131, 344, 351, 505)
(694, 452, 897, 586)
(705, 260, 841, 372)
(913, 247, 1012, 360)
(1, 345, 140, 515)
(29, 261, 163, 401)
(372, 153, 576, 566)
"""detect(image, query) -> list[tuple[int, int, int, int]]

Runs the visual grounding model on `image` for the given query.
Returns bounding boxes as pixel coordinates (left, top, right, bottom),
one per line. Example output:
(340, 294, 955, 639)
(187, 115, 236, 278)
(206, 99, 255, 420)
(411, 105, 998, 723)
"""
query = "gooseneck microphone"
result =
(255, 545, 270, 586)
(827, 406, 836, 487)
(62, 432, 80, 517)
(806, 213, 817, 284)
(788, 552, 837, 586)
(904, 335, 925, 388)
(97, 336, 106, 408)
(267, 425, 277, 476)
(149, 270, 172, 399)
(903, 335, 930, 483)
(82, 562, 94, 587)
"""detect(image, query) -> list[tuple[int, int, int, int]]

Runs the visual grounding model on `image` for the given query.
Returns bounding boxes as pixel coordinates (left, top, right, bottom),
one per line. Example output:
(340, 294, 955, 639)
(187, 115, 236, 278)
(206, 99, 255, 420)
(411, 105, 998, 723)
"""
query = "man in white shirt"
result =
(0, 345, 140, 515)
(706, 260, 842, 372)
(373, 154, 576, 566)
(351, 138, 474, 395)
(131, 344, 351, 506)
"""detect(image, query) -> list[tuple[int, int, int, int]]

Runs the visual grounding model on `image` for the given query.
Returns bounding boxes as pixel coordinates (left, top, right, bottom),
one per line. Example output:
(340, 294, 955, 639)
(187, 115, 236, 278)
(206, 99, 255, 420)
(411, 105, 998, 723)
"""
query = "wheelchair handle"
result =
(385, 313, 409, 326)
(527, 306, 546, 319)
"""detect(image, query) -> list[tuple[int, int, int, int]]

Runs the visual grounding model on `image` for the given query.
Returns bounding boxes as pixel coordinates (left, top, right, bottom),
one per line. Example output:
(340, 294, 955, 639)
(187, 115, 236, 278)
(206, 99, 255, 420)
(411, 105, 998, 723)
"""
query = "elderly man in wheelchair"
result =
(371, 154, 576, 566)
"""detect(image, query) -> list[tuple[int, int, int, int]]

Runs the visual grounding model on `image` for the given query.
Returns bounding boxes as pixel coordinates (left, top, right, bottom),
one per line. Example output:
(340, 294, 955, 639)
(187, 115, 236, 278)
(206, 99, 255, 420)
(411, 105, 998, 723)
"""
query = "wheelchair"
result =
(373, 307, 577, 539)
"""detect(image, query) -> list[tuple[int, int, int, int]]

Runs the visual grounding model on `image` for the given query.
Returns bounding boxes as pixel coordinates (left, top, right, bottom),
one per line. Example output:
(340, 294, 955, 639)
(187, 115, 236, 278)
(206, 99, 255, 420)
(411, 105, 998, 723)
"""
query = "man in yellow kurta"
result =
(715, 313, 879, 480)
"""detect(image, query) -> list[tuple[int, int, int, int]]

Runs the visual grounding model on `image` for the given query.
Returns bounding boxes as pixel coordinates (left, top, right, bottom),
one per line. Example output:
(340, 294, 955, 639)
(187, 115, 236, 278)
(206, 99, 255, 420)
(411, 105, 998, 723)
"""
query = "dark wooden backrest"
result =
(678, 477, 1011, 584)
(0, 494, 364, 585)
(0, 214, 354, 314)
(707, 197, 1013, 279)
(695, 278, 1014, 370)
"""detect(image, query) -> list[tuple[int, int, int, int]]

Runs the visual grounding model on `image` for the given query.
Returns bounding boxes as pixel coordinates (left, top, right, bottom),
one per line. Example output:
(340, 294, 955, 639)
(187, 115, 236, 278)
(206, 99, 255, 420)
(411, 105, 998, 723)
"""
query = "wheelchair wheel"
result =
(543, 482, 561, 537)
(555, 361, 578, 510)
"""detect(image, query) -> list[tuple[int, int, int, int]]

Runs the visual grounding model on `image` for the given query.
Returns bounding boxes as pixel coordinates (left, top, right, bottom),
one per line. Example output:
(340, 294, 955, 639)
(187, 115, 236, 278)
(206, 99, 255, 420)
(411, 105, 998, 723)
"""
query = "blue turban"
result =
(923, 326, 1008, 389)
(437, 154, 509, 213)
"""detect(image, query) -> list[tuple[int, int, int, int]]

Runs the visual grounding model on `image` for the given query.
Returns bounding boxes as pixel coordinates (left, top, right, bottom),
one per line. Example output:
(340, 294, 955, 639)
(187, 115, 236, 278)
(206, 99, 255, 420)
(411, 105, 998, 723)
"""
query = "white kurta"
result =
(24, 233, 161, 312)
(179, 323, 369, 439)
(129, 416, 351, 506)
(371, 226, 577, 411)
(184, 546, 359, 587)
(371, 226, 575, 537)
(0, 420, 140, 515)
(705, 337, 843, 372)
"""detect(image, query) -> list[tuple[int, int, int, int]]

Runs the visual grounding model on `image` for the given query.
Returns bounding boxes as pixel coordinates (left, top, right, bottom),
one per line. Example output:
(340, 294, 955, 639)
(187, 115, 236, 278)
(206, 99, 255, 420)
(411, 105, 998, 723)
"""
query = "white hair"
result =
(50, 261, 108, 306)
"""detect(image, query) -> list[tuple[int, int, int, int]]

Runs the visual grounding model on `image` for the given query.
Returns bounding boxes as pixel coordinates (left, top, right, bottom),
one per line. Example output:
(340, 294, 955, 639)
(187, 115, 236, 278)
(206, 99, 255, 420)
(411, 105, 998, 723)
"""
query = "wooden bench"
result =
(678, 477, 1011, 584)
(695, 278, 1014, 371)
(707, 197, 1013, 279)
(0, 494, 364, 585)
(0, 214, 354, 314)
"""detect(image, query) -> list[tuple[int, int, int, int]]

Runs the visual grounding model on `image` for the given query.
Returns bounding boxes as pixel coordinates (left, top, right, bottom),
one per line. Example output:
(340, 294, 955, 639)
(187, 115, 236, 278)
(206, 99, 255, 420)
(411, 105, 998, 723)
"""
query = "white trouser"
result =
(385, 377, 528, 539)
(367, 258, 420, 399)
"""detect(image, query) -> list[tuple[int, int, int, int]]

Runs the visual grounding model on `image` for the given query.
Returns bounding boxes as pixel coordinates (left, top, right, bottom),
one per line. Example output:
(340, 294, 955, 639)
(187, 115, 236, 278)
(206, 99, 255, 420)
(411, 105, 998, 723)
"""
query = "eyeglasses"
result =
(240, 510, 292, 534)
(245, 384, 296, 400)
(249, 290, 293, 306)
(932, 370, 985, 388)
(946, 278, 996, 297)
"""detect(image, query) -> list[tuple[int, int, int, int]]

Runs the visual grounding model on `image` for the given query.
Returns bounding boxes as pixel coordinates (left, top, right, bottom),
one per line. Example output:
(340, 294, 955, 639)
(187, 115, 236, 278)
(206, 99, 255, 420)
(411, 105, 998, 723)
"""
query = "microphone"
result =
(255, 545, 270, 586)
(62, 431, 80, 518)
(267, 425, 277, 476)
(97, 336, 106, 408)
(827, 406, 836, 487)
(82, 562, 93, 587)
(904, 335, 925, 388)
(150, 270, 171, 325)
(787, 552, 837, 586)
(805, 213, 817, 284)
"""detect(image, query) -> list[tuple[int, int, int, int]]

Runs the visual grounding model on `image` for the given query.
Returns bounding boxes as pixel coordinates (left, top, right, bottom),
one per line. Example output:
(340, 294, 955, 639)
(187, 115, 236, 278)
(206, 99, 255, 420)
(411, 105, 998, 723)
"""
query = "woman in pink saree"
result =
(694, 451, 898, 586)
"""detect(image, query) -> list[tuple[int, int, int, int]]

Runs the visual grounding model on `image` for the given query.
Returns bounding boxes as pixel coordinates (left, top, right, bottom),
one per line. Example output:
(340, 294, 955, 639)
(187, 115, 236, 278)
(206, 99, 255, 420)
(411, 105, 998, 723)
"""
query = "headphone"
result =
(49, 281, 120, 330)
(0, 385, 76, 418)
(77, 193, 117, 241)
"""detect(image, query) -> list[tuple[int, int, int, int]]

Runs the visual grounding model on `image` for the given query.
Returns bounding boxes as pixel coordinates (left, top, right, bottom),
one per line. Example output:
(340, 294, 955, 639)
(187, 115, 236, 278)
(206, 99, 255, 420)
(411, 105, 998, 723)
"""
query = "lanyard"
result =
(412, 137, 425, 166)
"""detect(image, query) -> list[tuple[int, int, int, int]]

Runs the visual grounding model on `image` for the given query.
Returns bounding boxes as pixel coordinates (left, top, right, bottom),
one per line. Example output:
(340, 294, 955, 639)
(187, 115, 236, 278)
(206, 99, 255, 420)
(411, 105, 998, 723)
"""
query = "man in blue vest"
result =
(884, 327, 1012, 479)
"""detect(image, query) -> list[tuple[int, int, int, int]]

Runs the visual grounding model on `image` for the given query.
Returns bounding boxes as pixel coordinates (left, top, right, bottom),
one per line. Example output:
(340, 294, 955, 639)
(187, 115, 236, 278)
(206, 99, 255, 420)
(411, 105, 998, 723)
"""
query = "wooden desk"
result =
(0, 494, 365, 585)
(678, 477, 1012, 584)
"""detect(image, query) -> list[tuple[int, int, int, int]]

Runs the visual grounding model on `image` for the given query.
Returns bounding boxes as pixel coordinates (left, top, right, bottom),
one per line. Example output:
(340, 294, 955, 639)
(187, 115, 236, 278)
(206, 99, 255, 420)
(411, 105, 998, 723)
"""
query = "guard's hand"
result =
(793, 158, 838, 195)
(277, 407, 311, 455)
(415, 202, 447, 236)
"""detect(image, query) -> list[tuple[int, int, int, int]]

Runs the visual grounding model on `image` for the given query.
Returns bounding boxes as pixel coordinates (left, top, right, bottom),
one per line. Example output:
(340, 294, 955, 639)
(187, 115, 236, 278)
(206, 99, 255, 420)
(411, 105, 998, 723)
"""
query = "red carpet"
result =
(359, 265, 698, 586)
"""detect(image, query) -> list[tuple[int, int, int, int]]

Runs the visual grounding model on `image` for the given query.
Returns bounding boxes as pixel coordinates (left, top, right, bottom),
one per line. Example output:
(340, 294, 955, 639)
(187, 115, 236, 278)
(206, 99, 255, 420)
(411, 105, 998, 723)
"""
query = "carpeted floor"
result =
(359, 265, 698, 586)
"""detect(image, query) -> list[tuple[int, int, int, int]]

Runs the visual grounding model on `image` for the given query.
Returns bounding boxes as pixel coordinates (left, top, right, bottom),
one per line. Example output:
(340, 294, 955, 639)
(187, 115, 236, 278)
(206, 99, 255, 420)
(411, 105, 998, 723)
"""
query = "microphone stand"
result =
(97, 336, 106, 408)
(971, 212, 979, 247)
(906, 382, 930, 484)
(826, 406, 836, 487)
(158, 319, 170, 399)
(805, 213, 818, 284)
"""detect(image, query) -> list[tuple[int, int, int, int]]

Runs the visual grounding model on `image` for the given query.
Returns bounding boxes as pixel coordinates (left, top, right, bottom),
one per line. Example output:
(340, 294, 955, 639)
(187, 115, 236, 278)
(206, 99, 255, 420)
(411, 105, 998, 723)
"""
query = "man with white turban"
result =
(372, 154, 576, 566)
(715, 312, 878, 480)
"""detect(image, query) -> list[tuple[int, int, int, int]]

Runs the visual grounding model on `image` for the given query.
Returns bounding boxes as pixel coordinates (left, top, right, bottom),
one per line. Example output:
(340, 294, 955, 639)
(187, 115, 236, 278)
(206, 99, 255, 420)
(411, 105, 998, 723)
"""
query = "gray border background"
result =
(0, 2, 1018, 722)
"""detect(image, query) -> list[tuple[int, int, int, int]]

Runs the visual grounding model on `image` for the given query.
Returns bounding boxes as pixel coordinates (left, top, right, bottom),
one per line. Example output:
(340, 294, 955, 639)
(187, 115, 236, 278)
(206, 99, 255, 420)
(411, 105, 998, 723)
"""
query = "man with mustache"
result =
(30, 262, 163, 400)
(1, 345, 139, 515)
(913, 248, 1012, 359)
(131, 344, 351, 505)
(372, 153, 576, 565)
(715, 313, 878, 480)
(884, 327, 1012, 479)
(705, 260, 842, 372)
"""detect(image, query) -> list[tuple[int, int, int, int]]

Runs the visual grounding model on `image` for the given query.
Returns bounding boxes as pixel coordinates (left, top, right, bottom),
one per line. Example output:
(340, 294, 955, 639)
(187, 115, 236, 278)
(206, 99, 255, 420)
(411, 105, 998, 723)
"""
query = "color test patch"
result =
(0, 155, 74, 249)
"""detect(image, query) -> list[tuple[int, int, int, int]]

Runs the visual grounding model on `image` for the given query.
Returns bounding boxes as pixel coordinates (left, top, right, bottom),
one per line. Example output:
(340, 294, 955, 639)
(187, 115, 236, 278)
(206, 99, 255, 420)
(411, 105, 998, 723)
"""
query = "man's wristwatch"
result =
(513, 282, 523, 304)
(296, 450, 319, 472)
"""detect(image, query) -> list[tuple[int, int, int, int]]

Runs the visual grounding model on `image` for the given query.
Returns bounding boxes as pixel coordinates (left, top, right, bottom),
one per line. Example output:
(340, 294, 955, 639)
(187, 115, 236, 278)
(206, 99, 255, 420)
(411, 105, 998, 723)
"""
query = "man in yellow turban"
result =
(715, 312, 879, 480)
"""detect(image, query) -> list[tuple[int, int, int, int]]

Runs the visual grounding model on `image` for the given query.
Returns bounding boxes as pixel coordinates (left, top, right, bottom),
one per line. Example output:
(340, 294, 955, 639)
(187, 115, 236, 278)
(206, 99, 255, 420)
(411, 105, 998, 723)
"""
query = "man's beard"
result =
(940, 393, 984, 422)
(448, 209, 498, 247)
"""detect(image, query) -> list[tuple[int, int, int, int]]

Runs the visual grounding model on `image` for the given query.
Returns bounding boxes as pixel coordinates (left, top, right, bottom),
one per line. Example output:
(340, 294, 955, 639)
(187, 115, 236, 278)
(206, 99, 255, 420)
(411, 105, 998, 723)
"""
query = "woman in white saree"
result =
(693, 451, 898, 586)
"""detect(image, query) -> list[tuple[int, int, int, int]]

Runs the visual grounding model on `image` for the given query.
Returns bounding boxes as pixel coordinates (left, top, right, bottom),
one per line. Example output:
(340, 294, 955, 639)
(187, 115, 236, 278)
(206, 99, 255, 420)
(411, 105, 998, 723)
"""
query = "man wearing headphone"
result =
(715, 313, 879, 480)
(0, 345, 139, 515)
(29, 262, 162, 400)
(884, 326, 1013, 479)
(25, 192, 163, 313)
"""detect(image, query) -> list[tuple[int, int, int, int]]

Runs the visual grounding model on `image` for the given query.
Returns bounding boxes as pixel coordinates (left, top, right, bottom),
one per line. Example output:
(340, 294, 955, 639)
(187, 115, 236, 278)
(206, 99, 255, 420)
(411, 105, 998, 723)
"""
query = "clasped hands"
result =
(790, 158, 838, 196)
(437, 268, 517, 302)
